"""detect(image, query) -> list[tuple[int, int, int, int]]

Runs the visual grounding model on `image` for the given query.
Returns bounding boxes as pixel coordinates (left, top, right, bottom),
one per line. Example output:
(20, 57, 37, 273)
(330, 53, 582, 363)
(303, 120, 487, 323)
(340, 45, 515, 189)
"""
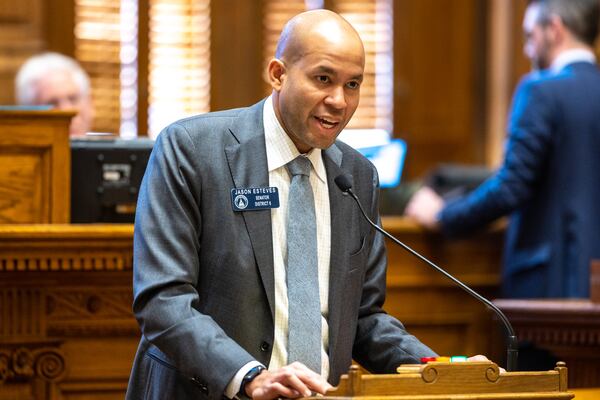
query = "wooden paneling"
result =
(394, 0, 488, 179)
(0, 110, 72, 223)
(0, 224, 136, 400)
(382, 217, 503, 358)
(494, 299, 600, 388)
(44, 0, 75, 57)
(210, 0, 264, 111)
(0, 220, 502, 399)
(0, 0, 45, 105)
(0, 153, 44, 223)
(0, 0, 75, 105)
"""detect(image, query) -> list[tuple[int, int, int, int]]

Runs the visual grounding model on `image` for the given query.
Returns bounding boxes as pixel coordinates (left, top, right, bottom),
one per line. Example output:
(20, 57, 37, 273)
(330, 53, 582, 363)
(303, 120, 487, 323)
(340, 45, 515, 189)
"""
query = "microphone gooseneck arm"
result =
(336, 177, 518, 371)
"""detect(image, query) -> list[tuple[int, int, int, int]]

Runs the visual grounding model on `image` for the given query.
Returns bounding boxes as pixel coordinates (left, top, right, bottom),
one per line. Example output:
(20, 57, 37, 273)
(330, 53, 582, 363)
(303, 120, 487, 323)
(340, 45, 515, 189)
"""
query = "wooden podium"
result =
(0, 109, 73, 224)
(322, 362, 573, 400)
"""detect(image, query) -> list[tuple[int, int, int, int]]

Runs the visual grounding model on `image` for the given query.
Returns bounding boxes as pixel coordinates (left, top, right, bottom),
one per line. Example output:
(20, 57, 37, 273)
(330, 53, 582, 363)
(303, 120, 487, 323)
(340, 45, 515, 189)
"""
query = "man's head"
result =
(267, 9, 365, 153)
(523, 0, 599, 70)
(15, 52, 94, 136)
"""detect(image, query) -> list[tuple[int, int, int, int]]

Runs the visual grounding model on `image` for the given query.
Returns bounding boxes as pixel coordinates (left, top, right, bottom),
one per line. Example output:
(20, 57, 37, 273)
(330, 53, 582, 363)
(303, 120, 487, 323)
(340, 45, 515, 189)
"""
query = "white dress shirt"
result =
(225, 96, 332, 397)
(550, 48, 596, 73)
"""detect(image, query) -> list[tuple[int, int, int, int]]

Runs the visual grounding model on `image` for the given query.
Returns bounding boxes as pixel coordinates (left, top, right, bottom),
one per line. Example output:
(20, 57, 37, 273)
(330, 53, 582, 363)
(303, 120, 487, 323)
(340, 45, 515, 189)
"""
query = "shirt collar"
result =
(550, 48, 596, 73)
(263, 96, 327, 183)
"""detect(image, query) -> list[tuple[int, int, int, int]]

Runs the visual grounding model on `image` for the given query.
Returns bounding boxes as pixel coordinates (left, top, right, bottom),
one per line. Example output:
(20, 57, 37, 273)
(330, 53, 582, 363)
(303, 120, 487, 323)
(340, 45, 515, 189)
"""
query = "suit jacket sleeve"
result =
(440, 75, 554, 236)
(351, 166, 437, 372)
(132, 123, 255, 396)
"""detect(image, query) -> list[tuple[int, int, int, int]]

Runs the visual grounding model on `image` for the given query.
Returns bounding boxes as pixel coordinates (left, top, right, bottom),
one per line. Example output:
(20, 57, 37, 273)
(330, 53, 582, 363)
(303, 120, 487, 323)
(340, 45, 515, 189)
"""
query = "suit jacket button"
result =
(192, 378, 209, 394)
(260, 342, 270, 352)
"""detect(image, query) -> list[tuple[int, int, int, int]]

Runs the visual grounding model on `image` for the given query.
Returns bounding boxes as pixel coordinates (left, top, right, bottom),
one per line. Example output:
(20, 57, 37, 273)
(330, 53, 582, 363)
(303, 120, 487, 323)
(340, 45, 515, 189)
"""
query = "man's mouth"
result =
(315, 116, 339, 129)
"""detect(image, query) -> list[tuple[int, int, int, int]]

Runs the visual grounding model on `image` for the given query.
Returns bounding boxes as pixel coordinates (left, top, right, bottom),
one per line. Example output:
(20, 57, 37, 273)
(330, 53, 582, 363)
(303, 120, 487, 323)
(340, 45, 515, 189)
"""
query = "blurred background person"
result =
(405, 0, 600, 299)
(15, 51, 94, 136)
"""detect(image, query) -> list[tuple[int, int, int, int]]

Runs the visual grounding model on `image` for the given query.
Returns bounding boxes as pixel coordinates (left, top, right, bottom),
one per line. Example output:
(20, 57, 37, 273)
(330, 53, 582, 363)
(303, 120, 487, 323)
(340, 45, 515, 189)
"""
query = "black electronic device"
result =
(426, 163, 494, 199)
(70, 137, 154, 223)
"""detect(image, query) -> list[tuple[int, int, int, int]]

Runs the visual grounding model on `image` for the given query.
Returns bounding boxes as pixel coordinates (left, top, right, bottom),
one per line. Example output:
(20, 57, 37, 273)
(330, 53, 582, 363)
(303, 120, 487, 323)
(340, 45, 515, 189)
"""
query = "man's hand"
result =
(467, 354, 506, 373)
(246, 362, 332, 400)
(404, 186, 444, 230)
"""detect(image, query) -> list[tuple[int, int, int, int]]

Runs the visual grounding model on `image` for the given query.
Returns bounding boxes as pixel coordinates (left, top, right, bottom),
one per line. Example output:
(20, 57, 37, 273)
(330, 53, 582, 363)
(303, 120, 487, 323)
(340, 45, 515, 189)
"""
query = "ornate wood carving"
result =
(0, 344, 66, 384)
(0, 224, 138, 399)
(0, 224, 133, 272)
(46, 288, 138, 337)
(0, 288, 45, 340)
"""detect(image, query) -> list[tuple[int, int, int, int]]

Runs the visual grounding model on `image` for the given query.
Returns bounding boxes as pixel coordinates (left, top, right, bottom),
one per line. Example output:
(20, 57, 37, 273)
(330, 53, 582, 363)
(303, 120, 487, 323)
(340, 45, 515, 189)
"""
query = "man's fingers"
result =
(249, 364, 324, 400)
(248, 362, 332, 400)
(286, 362, 331, 394)
(467, 354, 490, 362)
(252, 381, 300, 400)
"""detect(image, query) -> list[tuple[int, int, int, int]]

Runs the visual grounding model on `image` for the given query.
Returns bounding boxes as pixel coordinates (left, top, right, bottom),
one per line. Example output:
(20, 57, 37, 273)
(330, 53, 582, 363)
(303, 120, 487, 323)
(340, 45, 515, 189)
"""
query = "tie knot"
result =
(286, 156, 311, 177)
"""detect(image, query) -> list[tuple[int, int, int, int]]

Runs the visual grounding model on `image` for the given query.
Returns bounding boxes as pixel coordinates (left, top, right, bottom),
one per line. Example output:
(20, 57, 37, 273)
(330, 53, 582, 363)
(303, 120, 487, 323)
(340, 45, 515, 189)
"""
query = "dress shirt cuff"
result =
(224, 361, 265, 399)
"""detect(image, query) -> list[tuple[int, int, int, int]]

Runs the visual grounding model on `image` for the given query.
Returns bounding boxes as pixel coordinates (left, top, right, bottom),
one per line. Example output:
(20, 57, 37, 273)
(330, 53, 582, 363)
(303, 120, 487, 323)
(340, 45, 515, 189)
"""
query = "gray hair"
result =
(532, 0, 600, 46)
(15, 52, 91, 105)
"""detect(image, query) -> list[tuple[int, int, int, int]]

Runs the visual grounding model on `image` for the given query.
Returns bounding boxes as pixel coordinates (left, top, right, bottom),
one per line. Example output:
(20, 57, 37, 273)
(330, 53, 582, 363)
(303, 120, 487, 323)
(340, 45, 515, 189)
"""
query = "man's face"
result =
(273, 33, 364, 153)
(34, 70, 93, 136)
(523, 4, 553, 70)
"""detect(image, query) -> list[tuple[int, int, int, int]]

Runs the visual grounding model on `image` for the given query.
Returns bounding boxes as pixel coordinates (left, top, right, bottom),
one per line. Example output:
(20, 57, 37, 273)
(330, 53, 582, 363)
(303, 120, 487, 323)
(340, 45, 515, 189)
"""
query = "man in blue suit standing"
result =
(406, 0, 600, 299)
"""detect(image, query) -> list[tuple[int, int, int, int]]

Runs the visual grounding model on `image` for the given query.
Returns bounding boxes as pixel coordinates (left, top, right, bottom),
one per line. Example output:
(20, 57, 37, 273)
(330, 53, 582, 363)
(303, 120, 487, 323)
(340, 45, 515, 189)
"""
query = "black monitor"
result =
(70, 137, 154, 223)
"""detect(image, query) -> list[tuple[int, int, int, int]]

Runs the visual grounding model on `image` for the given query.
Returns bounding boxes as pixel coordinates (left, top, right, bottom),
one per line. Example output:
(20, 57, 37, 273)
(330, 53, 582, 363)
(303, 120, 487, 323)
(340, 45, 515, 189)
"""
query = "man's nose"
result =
(325, 86, 347, 109)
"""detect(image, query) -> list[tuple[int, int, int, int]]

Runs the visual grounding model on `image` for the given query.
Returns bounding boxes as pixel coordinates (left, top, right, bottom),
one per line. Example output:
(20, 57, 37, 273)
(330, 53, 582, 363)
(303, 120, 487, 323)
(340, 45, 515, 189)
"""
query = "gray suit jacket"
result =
(126, 100, 435, 400)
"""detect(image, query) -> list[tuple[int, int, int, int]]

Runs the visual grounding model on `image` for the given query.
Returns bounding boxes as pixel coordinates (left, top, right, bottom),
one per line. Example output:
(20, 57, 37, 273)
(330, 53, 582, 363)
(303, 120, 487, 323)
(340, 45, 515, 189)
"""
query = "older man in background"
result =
(15, 52, 94, 136)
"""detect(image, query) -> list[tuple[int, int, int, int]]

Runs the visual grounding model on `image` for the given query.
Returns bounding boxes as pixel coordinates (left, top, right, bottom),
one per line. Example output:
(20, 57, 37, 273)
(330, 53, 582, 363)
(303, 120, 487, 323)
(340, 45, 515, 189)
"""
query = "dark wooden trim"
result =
(45, 0, 75, 56)
(137, 0, 149, 136)
(210, 0, 265, 111)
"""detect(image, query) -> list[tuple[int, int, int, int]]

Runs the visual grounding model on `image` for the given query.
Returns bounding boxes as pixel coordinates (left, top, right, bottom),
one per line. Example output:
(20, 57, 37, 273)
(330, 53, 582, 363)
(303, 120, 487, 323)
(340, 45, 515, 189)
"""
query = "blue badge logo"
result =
(234, 194, 249, 210)
(231, 187, 280, 211)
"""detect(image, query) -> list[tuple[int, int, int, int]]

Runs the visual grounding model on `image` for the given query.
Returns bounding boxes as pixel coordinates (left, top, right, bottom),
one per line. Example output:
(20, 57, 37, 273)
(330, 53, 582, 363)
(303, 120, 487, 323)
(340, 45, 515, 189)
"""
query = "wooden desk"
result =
(0, 224, 136, 400)
(0, 219, 503, 399)
(323, 362, 573, 399)
(382, 217, 503, 358)
(570, 387, 600, 400)
(494, 299, 600, 388)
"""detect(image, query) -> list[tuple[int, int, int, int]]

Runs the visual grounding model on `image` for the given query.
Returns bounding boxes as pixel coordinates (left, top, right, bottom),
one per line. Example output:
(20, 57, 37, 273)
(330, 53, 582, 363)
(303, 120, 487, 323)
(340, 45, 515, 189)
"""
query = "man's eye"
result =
(317, 75, 330, 83)
(347, 81, 360, 89)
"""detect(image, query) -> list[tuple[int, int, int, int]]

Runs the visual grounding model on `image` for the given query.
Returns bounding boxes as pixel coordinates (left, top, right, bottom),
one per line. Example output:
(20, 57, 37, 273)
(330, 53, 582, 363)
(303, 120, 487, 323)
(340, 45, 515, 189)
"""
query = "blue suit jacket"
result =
(126, 100, 435, 400)
(439, 62, 600, 298)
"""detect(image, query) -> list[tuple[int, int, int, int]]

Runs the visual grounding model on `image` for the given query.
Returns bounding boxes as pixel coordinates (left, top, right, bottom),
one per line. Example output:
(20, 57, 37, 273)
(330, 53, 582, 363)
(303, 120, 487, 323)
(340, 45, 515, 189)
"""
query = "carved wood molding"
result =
(46, 287, 138, 337)
(0, 286, 138, 340)
(517, 326, 600, 347)
(0, 344, 66, 385)
(0, 224, 134, 272)
(0, 252, 132, 272)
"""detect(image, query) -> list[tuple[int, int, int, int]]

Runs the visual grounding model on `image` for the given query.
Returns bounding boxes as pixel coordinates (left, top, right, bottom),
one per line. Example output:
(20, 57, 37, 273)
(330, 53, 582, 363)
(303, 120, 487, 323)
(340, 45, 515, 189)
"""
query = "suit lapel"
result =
(224, 101, 275, 320)
(322, 144, 352, 367)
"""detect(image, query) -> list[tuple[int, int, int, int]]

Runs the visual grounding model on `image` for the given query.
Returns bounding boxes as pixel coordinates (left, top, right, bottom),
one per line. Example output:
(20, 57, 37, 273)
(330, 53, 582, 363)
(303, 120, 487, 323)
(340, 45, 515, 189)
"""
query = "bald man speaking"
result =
(126, 10, 438, 400)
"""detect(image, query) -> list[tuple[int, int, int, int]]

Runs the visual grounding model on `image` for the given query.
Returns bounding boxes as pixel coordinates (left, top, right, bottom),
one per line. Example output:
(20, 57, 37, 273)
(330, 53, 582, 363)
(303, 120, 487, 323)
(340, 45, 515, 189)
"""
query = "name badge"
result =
(231, 187, 280, 211)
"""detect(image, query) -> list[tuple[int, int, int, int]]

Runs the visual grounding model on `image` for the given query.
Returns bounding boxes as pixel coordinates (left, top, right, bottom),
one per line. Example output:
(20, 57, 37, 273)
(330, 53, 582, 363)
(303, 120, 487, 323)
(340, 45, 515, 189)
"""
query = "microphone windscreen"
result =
(334, 174, 353, 192)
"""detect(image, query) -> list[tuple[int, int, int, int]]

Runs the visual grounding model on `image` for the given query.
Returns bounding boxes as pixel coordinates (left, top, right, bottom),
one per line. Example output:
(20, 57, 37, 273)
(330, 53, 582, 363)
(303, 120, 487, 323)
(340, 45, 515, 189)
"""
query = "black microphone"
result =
(334, 174, 518, 372)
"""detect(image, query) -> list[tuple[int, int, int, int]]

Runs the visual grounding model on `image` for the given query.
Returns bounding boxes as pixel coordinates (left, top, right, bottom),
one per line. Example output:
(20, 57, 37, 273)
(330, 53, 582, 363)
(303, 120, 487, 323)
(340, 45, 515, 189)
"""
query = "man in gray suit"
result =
(126, 9, 438, 400)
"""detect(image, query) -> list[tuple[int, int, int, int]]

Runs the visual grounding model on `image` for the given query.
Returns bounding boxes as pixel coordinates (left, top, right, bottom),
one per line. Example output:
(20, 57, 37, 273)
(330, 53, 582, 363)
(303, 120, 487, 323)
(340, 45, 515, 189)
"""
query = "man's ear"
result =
(267, 58, 286, 91)
(547, 14, 566, 44)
